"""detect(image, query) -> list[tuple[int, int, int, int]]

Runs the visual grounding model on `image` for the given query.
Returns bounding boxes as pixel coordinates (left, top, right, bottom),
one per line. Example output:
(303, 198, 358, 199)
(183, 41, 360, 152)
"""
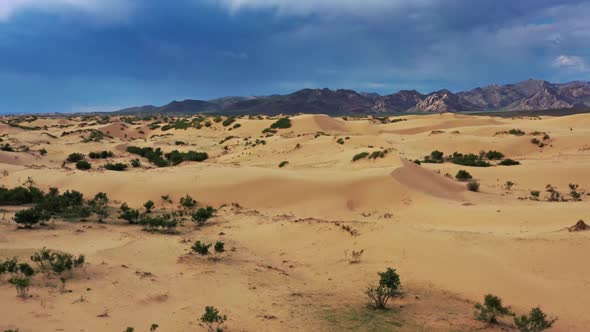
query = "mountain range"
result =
(117, 79, 590, 115)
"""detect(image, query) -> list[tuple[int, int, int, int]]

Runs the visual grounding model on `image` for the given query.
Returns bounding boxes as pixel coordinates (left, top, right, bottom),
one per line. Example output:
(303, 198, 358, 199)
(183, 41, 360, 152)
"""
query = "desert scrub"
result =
(455, 169, 472, 181)
(422, 150, 444, 163)
(88, 151, 114, 159)
(270, 117, 292, 129)
(365, 268, 401, 309)
(474, 294, 512, 324)
(279, 161, 289, 168)
(75, 160, 91, 170)
(66, 153, 85, 163)
(104, 163, 128, 171)
(352, 152, 369, 162)
(467, 181, 480, 192)
(499, 158, 520, 166)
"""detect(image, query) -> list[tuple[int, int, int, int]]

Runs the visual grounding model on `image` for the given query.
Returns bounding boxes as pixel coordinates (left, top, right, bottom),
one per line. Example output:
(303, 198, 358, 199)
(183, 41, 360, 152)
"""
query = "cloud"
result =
(216, 0, 435, 16)
(553, 55, 589, 72)
(0, 0, 133, 21)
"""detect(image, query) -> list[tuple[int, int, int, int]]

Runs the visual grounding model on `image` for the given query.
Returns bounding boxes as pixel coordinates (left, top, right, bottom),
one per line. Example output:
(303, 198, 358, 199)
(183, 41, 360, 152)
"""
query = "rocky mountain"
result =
(116, 79, 590, 115)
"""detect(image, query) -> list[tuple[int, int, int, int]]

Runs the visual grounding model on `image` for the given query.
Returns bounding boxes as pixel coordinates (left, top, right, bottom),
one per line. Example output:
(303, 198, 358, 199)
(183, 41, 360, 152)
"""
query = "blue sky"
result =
(0, 0, 589, 114)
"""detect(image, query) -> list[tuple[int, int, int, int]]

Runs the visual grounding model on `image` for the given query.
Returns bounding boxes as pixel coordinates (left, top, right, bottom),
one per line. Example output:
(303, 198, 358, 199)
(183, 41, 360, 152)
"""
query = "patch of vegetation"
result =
(104, 163, 128, 171)
(222, 117, 235, 127)
(368, 150, 388, 159)
(0, 186, 45, 205)
(88, 151, 114, 159)
(499, 158, 520, 166)
(192, 206, 216, 225)
(119, 203, 141, 224)
(365, 268, 401, 309)
(130, 159, 141, 168)
(352, 152, 370, 162)
(67, 153, 85, 163)
(180, 194, 197, 210)
(514, 307, 556, 332)
(449, 152, 491, 167)
(455, 169, 472, 181)
(200, 306, 227, 332)
(474, 294, 511, 324)
(139, 215, 178, 233)
(75, 160, 92, 170)
(484, 150, 504, 160)
(191, 241, 211, 255)
(127, 146, 208, 167)
(279, 161, 289, 168)
(270, 117, 292, 129)
(422, 150, 444, 163)
(467, 181, 480, 192)
(161, 120, 191, 131)
(336, 138, 345, 144)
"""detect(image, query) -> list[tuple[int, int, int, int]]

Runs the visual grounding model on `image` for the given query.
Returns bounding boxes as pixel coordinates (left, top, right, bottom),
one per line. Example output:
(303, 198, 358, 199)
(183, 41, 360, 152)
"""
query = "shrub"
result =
(455, 170, 472, 181)
(279, 161, 289, 168)
(191, 241, 211, 255)
(180, 194, 197, 210)
(508, 129, 525, 136)
(200, 306, 227, 332)
(352, 152, 369, 162)
(531, 138, 540, 145)
(192, 206, 216, 225)
(13, 207, 42, 228)
(222, 117, 235, 127)
(75, 160, 92, 170)
(139, 216, 178, 233)
(484, 150, 504, 160)
(0, 186, 45, 205)
(530, 190, 540, 200)
(88, 151, 114, 159)
(545, 184, 561, 202)
(214, 241, 225, 253)
(365, 268, 401, 309)
(336, 138, 345, 144)
(118, 203, 141, 224)
(67, 153, 85, 163)
(504, 181, 515, 190)
(449, 152, 490, 167)
(474, 294, 511, 324)
(499, 159, 520, 166)
(1, 144, 15, 152)
(514, 307, 557, 332)
(89, 192, 109, 222)
(144, 200, 155, 213)
(40, 148, 47, 155)
(345, 249, 364, 264)
(130, 159, 141, 168)
(9, 276, 31, 298)
(104, 163, 127, 171)
(467, 181, 480, 192)
(30, 248, 84, 279)
(423, 150, 444, 163)
(270, 117, 292, 129)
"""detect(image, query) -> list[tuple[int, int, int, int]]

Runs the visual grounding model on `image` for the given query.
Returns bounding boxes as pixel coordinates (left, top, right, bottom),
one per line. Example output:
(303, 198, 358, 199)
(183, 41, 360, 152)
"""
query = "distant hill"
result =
(116, 79, 590, 115)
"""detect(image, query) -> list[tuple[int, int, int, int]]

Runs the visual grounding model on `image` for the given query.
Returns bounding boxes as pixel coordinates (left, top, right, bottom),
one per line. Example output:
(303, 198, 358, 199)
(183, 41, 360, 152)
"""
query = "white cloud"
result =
(216, 0, 434, 16)
(553, 55, 589, 72)
(0, 0, 133, 21)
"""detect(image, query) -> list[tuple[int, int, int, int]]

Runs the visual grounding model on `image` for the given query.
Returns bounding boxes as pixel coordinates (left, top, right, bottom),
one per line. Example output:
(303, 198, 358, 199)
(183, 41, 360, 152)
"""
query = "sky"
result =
(0, 0, 589, 114)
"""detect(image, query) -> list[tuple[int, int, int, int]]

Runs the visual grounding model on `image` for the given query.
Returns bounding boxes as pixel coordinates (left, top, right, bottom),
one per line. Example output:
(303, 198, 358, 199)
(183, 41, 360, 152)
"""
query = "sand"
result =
(1, 113, 589, 331)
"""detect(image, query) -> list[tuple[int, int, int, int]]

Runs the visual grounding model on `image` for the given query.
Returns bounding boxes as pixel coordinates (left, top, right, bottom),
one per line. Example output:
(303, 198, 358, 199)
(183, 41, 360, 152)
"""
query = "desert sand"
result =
(1, 112, 589, 331)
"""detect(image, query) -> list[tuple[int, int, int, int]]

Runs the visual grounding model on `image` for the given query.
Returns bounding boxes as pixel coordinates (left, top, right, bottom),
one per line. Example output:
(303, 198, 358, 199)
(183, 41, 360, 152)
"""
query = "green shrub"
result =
(75, 160, 91, 170)
(467, 181, 480, 192)
(530, 190, 540, 200)
(474, 294, 511, 324)
(200, 306, 227, 332)
(365, 267, 401, 309)
(30, 247, 84, 278)
(508, 129, 525, 136)
(118, 203, 141, 224)
(40, 148, 47, 155)
(67, 153, 85, 163)
(352, 152, 369, 162)
(423, 150, 444, 163)
(214, 241, 225, 253)
(9, 276, 31, 298)
(139, 215, 178, 233)
(484, 150, 504, 160)
(222, 117, 235, 127)
(104, 163, 128, 171)
(88, 151, 114, 159)
(449, 152, 490, 167)
(180, 194, 197, 210)
(13, 207, 42, 228)
(0, 186, 45, 205)
(279, 161, 289, 168)
(336, 138, 345, 144)
(192, 206, 216, 225)
(130, 159, 141, 168)
(514, 307, 556, 332)
(270, 117, 292, 129)
(499, 159, 520, 166)
(191, 241, 211, 255)
(144, 200, 155, 213)
(455, 170, 472, 181)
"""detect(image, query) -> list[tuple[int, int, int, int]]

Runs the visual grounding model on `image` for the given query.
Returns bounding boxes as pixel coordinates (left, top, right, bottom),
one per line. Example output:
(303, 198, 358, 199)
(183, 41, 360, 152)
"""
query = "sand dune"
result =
(2, 113, 590, 331)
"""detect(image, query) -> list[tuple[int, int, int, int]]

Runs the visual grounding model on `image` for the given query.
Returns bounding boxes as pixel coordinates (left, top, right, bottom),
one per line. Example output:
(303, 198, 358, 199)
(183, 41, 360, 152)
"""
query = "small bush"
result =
(514, 307, 556, 332)
(13, 207, 42, 228)
(530, 190, 540, 200)
(75, 160, 91, 170)
(222, 117, 235, 127)
(67, 153, 85, 163)
(40, 148, 47, 155)
(192, 206, 216, 225)
(467, 181, 480, 192)
(214, 241, 225, 253)
(484, 150, 504, 160)
(118, 203, 141, 224)
(104, 163, 127, 171)
(88, 151, 114, 159)
(352, 152, 369, 162)
(200, 306, 227, 332)
(365, 267, 401, 309)
(180, 194, 197, 210)
(144, 200, 155, 213)
(474, 294, 511, 324)
(279, 161, 289, 168)
(130, 159, 141, 168)
(455, 170, 472, 181)
(499, 159, 520, 166)
(508, 129, 525, 136)
(270, 117, 292, 129)
(191, 241, 211, 255)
